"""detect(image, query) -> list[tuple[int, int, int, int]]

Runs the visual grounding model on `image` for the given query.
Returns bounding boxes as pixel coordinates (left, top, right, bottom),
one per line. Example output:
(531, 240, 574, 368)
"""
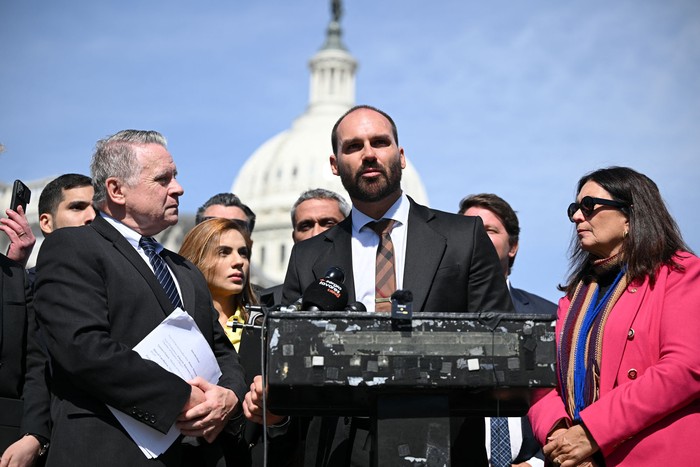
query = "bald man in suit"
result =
(245, 105, 513, 467)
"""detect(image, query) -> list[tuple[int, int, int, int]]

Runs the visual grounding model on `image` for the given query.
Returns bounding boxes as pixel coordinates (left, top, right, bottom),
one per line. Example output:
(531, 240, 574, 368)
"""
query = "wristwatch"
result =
(23, 433, 50, 457)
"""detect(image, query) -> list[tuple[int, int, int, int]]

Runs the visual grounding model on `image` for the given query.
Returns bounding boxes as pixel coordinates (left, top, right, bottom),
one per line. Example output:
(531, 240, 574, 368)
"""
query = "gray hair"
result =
(290, 188, 351, 226)
(90, 130, 167, 208)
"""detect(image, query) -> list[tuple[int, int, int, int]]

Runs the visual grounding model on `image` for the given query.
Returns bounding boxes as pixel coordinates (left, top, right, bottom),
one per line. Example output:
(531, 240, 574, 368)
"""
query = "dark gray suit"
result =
(34, 215, 247, 467)
(282, 197, 513, 467)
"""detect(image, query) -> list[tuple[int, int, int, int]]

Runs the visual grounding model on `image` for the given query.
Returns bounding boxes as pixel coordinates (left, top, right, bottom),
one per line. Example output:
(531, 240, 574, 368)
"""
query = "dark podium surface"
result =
(264, 311, 556, 417)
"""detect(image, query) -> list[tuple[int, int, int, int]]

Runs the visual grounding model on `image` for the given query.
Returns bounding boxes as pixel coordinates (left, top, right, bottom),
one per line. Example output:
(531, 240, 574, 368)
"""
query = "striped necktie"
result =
(139, 236, 183, 310)
(369, 219, 396, 312)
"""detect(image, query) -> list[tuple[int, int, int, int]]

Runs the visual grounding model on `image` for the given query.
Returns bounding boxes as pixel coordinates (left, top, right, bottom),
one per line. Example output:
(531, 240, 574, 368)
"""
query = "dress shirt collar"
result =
(99, 212, 162, 254)
(351, 192, 410, 234)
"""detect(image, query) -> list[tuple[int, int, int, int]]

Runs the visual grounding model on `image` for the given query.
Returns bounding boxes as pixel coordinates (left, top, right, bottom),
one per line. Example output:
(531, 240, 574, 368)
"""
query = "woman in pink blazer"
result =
(528, 166, 700, 466)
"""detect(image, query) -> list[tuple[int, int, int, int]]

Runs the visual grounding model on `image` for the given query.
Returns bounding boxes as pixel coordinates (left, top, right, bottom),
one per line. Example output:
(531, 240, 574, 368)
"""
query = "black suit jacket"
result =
(0, 254, 51, 453)
(283, 197, 513, 313)
(34, 215, 247, 467)
(282, 198, 513, 467)
(510, 286, 557, 316)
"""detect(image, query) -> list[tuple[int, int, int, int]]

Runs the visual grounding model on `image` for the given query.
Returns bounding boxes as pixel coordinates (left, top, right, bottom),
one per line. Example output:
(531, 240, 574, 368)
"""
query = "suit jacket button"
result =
(627, 328, 635, 340)
(627, 369, 638, 379)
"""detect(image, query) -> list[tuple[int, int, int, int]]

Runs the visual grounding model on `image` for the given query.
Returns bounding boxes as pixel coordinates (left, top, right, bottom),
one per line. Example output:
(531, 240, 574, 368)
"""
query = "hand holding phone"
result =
(3, 180, 35, 265)
(10, 179, 31, 212)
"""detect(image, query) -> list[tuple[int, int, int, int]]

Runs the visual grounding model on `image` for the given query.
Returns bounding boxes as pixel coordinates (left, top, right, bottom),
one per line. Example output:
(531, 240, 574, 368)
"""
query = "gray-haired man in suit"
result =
(34, 130, 247, 467)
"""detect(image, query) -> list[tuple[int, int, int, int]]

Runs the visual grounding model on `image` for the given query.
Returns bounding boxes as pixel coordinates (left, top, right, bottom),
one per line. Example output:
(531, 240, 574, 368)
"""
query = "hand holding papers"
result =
(108, 308, 222, 458)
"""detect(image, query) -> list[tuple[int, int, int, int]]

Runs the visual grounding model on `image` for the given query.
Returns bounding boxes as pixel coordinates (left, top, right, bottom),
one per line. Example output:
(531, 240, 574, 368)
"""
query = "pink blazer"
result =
(528, 252, 700, 466)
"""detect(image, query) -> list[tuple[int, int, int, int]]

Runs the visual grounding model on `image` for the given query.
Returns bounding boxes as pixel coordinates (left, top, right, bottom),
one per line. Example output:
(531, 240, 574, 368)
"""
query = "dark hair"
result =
(331, 105, 399, 155)
(290, 188, 351, 226)
(195, 193, 256, 232)
(39, 173, 93, 216)
(458, 193, 520, 273)
(561, 166, 691, 295)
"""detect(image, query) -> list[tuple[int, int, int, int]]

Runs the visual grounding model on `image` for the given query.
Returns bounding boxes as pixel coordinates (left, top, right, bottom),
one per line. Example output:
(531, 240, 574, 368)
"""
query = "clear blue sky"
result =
(1, 0, 698, 302)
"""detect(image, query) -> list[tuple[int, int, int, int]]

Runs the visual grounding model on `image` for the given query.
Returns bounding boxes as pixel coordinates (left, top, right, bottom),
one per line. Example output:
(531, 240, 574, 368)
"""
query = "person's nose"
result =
(83, 206, 96, 225)
(361, 142, 377, 162)
(571, 208, 585, 223)
(311, 223, 324, 237)
(171, 179, 185, 197)
(231, 253, 244, 268)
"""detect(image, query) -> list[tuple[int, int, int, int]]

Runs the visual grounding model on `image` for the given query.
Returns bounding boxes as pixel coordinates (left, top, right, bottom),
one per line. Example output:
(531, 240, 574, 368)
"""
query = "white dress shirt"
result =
(350, 193, 410, 311)
(100, 212, 184, 300)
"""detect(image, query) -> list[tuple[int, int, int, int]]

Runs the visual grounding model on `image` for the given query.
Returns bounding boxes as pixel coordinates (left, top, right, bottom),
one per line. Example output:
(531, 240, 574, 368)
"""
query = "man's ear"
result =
(106, 177, 126, 205)
(39, 213, 54, 235)
(330, 154, 339, 176)
(508, 241, 519, 260)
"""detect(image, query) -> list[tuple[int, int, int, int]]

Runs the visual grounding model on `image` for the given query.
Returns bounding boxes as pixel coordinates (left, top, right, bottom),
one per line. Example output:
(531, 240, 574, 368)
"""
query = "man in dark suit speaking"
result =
(34, 130, 247, 467)
(282, 105, 512, 314)
(274, 105, 513, 466)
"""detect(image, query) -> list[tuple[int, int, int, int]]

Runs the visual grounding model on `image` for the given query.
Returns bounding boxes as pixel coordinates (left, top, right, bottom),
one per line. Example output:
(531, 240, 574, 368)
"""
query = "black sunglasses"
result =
(567, 196, 629, 222)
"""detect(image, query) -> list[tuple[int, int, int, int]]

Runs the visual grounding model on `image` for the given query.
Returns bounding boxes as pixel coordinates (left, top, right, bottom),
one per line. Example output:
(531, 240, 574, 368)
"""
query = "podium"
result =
(263, 311, 556, 466)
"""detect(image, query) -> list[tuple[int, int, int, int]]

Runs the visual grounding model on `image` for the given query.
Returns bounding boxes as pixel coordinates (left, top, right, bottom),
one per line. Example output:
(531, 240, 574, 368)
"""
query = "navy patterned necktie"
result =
(139, 236, 183, 310)
(369, 219, 396, 312)
(490, 417, 512, 467)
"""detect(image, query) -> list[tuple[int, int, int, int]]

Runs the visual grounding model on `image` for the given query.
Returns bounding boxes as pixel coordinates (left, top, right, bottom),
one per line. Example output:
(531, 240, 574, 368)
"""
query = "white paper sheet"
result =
(108, 308, 222, 458)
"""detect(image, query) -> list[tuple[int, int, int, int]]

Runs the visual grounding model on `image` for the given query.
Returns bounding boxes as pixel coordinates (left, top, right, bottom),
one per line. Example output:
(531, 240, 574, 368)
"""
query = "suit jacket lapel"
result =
(510, 288, 529, 314)
(314, 217, 356, 301)
(403, 200, 446, 311)
(90, 216, 174, 316)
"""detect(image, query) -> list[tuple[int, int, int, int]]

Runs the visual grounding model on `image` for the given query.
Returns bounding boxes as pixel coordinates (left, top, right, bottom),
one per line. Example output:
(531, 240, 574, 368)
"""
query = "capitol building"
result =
(0, 2, 428, 286)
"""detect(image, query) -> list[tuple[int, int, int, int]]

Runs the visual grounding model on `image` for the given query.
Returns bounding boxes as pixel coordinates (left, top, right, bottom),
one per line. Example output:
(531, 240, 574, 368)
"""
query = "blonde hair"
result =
(179, 218, 258, 318)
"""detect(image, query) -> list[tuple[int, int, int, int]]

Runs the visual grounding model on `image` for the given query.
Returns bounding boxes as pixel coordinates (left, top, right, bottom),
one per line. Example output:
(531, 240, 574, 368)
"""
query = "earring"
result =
(623, 230, 629, 238)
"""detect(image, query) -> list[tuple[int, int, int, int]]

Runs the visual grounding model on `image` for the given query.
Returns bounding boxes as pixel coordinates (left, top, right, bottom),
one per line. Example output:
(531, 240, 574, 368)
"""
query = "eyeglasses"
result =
(567, 196, 629, 222)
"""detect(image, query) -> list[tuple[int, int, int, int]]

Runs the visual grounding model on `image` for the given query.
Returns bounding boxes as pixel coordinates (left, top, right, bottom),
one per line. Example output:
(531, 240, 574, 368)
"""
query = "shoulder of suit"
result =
(512, 287, 557, 312)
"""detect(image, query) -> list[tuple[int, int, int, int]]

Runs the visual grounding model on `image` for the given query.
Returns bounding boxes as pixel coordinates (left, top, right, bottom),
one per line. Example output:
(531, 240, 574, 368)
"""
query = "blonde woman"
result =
(180, 217, 258, 351)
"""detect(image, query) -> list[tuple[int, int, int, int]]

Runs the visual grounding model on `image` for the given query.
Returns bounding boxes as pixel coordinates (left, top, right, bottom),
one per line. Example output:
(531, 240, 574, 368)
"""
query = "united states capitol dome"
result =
(231, 4, 428, 285)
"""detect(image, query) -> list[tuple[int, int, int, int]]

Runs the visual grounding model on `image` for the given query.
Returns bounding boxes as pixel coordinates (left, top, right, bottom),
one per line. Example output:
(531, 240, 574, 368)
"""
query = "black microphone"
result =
(301, 267, 349, 311)
(344, 301, 367, 311)
(391, 289, 413, 319)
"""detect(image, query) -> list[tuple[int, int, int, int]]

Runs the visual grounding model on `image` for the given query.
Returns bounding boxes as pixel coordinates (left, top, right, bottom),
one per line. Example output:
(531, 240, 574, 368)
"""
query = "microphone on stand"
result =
(301, 267, 349, 311)
(391, 289, 414, 320)
(344, 301, 367, 311)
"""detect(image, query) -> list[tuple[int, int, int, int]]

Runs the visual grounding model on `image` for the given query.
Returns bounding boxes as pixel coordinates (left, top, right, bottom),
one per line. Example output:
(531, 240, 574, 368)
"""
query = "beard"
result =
(338, 155, 403, 203)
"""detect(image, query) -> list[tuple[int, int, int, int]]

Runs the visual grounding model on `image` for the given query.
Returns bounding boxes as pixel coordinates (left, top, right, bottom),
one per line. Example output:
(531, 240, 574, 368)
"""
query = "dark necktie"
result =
(490, 417, 512, 467)
(139, 236, 183, 310)
(369, 219, 396, 312)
